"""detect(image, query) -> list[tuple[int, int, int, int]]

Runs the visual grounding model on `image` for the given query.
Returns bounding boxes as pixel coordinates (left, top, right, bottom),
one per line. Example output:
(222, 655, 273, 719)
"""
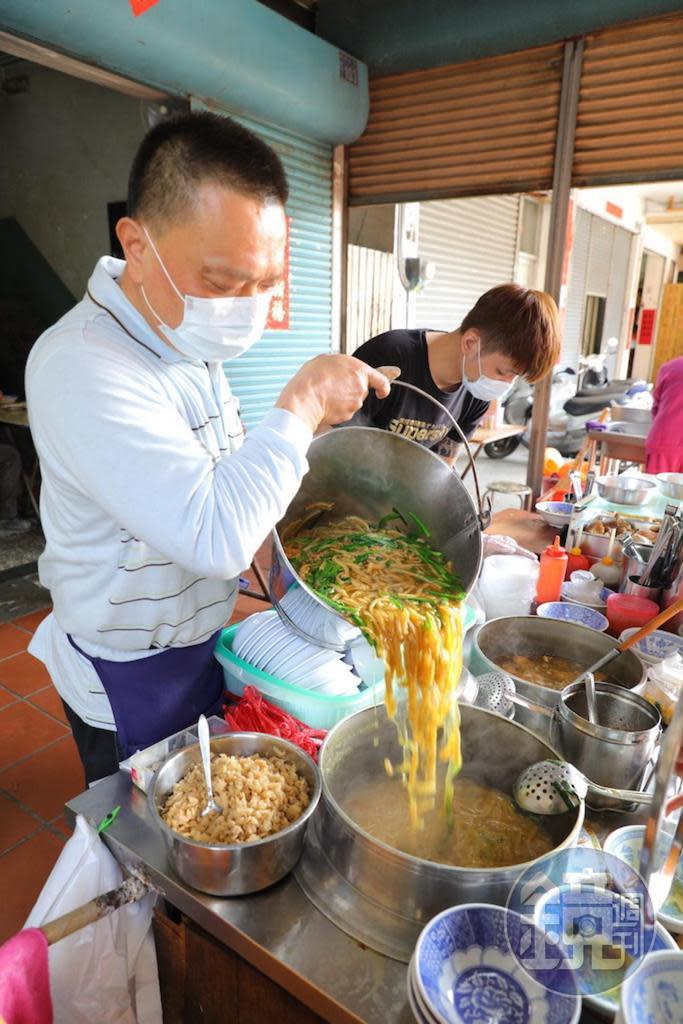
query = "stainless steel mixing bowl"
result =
(295, 704, 583, 962)
(658, 473, 683, 501)
(596, 475, 658, 505)
(148, 733, 321, 896)
(470, 616, 646, 737)
(271, 426, 483, 650)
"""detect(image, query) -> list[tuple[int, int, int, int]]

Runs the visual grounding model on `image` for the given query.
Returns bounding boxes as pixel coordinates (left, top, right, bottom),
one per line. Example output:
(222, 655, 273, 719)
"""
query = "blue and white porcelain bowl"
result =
(618, 628, 683, 666)
(535, 501, 575, 528)
(604, 825, 683, 936)
(413, 903, 580, 1024)
(619, 950, 683, 1024)
(537, 602, 609, 632)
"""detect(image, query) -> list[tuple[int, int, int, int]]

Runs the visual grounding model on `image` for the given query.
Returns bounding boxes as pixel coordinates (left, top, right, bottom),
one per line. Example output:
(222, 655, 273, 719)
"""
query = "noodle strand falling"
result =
(285, 509, 465, 824)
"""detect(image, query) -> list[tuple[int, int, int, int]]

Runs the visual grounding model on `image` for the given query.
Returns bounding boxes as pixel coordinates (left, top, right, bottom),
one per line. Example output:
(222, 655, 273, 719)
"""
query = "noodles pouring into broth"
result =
(285, 509, 465, 824)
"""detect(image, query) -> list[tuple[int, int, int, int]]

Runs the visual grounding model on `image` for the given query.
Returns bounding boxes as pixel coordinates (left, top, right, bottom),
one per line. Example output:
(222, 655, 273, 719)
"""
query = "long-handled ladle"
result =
(572, 595, 683, 724)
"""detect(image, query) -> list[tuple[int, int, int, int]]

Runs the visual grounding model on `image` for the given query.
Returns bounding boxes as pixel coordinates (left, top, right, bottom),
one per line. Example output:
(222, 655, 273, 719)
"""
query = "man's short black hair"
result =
(127, 111, 288, 224)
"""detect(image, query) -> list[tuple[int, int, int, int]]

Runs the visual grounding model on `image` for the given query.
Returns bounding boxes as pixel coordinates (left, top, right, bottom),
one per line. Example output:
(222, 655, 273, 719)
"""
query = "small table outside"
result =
(587, 429, 647, 476)
(460, 423, 526, 480)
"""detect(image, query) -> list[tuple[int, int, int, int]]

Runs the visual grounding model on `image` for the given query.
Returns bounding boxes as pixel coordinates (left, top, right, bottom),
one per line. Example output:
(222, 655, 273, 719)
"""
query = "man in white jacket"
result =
(26, 111, 389, 784)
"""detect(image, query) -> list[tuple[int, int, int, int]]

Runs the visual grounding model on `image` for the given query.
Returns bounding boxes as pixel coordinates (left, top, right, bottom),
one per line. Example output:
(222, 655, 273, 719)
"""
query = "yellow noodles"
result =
(285, 514, 464, 823)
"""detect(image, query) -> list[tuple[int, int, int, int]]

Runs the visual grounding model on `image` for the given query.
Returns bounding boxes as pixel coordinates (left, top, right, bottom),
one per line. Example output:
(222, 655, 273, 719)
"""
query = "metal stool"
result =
(482, 480, 533, 512)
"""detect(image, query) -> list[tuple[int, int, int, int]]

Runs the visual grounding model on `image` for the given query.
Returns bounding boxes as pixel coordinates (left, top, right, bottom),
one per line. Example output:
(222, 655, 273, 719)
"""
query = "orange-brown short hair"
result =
(460, 284, 561, 383)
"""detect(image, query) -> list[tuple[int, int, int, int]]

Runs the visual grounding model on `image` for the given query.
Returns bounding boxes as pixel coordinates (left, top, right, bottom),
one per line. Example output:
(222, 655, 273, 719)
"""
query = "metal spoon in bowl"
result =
(198, 714, 222, 817)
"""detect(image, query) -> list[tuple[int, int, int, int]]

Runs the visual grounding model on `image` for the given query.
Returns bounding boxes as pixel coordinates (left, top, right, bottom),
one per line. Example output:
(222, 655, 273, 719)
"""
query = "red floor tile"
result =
(0, 702, 67, 772)
(0, 829, 65, 943)
(0, 735, 84, 820)
(28, 685, 68, 724)
(12, 608, 51, 633)
(0, 651, 52, 697)
(0, 684, 18, 710)
(0, 624, 28, 660)
(0, 792, 41, 854)
(48, 814, 73, 839)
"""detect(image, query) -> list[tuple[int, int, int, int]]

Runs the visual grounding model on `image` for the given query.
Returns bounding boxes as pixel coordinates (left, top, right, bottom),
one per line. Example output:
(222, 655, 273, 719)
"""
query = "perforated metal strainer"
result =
(513, 759, 588, 815)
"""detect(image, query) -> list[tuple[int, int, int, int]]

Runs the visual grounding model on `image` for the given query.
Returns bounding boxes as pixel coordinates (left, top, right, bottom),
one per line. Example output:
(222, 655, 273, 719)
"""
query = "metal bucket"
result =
(271, 426, 483, 650)
(295, 704, 583, 962)
(551, 681, 661, 810)
(470, 616, 646, 738)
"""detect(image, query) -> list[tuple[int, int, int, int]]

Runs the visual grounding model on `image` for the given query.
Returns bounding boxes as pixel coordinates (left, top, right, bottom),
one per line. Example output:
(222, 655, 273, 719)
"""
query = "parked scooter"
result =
(484, 350, 647, 459)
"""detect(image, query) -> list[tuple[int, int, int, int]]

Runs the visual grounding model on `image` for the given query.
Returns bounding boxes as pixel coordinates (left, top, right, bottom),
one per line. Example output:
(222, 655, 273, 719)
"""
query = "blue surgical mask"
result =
(462, 342, 516, 402)
(141, 228, 271, 363)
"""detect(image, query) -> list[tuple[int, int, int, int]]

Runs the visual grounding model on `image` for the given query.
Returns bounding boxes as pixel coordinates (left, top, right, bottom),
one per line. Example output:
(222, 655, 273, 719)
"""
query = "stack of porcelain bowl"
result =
(406, 904, 580, 1024)
(232, 610, 361, 696)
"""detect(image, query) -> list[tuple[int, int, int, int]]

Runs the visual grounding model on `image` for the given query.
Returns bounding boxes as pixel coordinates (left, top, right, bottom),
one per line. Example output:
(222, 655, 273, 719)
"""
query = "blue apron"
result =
(68, 631, 225, 758)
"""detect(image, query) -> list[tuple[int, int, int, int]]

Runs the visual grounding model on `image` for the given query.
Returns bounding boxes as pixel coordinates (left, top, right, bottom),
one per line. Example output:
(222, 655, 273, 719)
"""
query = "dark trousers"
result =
(61, 700, 123, 787)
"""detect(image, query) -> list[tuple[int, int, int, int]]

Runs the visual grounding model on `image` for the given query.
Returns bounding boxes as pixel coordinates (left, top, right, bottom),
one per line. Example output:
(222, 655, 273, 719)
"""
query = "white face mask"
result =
(140, 228, 271, 363)
(462, 341, 516, 402)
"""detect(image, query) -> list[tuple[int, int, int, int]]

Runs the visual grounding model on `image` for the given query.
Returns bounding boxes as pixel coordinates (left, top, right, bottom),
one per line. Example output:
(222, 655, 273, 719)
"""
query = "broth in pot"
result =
(341, 773, 553, 869)
(497, 653, 609, 692)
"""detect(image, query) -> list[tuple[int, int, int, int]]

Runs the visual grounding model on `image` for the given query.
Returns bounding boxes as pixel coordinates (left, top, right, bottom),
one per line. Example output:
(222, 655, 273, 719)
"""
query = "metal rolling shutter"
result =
(562, 207, 591, 370)
(603, 225, 633, 345)
(192, 102, 333, 429)
(414, 195, 521, 330)
(574, 13, 683, 186)
(348, 43, 563, 205)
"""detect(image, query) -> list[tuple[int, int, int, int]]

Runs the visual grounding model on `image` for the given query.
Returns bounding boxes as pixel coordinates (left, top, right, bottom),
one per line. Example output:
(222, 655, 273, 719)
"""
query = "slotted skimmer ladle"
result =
(474, 671, 654, 814)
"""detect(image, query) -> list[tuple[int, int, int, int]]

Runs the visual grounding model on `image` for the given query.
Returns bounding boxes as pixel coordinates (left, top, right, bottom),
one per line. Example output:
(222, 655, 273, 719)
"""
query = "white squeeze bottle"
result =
(592, 527, 622, 588)
(643, 653, 683, 725)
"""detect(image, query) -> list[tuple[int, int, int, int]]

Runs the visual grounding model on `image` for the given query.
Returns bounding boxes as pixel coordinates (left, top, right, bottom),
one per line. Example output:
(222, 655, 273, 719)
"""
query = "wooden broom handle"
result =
(40, 875, 152, 946)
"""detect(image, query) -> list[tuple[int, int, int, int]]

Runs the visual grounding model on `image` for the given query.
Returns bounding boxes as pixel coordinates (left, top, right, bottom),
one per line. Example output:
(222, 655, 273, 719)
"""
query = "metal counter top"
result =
(67, 772, 649, 1023)
(66, 772, 414, 1024)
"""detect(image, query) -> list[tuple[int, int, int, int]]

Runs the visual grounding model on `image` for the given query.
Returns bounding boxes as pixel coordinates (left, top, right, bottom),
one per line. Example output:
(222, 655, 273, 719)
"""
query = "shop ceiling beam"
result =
(0, 0, 368, 145)
(527, 38, 584, 501)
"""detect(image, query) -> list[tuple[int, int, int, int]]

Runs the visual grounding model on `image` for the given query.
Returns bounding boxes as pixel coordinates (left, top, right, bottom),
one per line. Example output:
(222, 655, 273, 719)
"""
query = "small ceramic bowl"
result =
(604, 825, 683, 936)
(619, 949, 683, 1024)
(413, 902, 580, 1024)
(537, 601, 609, 631)
(535, 500, 575, 528)
(618, 627, 683, 666)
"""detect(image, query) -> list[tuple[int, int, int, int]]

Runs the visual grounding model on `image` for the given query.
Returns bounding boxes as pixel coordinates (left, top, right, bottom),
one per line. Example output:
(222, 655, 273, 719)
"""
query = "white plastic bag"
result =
(25, 815, 162, 1024)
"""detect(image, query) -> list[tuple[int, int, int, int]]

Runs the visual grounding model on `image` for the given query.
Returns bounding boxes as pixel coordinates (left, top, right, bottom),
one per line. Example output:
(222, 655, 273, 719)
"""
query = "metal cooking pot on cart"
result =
(296, 704, 584, 963)
(270, 425, 485, 651)
(470, 616, 646, 738)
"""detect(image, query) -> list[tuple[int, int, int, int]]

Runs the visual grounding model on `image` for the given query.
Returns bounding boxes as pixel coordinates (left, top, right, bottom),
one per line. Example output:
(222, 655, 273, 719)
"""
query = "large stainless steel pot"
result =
(148, 733, 321, 896)
(295, 705, 583, 962)
(470, 616, 646, 738)
(271, 426, 483, 651)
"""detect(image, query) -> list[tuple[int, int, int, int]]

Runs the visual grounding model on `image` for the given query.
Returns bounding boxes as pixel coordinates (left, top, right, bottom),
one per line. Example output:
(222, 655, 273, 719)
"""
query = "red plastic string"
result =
(224, 686, 327, 762)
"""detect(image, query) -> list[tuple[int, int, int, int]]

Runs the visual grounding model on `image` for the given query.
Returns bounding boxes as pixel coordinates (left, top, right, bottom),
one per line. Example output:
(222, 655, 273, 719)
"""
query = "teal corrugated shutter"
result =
(192, 102, 333, 429)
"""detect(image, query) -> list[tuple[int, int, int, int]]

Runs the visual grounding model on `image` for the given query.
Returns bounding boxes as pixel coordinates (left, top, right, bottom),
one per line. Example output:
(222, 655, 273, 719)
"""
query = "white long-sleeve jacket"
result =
(27, 257, 311, 728)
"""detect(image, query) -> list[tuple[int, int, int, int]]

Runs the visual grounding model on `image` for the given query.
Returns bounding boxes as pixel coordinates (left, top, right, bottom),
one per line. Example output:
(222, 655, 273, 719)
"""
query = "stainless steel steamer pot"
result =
(295, 704, 583, 962)
(470, 616, 646, 737)
(148, 733, 321, 896)
(271, 426, 484, 650)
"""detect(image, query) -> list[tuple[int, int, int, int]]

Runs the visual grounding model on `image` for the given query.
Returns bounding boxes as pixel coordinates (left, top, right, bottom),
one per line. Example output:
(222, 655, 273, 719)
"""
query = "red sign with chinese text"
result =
(638, 308, 656, 346)
(267, 218, 291, 331)
(129, 0, 161, 16)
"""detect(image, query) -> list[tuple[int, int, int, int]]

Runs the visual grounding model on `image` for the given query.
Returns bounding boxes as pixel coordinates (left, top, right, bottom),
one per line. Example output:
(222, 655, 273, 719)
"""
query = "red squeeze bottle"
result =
(536, 537, 569, 605)
(565, 545, 591, 579)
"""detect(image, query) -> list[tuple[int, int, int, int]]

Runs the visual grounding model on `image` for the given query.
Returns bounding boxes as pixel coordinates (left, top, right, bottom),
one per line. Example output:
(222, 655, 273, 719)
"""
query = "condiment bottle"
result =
(592, 556, 622, 588)
(642, 653, 683, 725)
(565, 545, 591, 579)
(536, 537, 568, 605)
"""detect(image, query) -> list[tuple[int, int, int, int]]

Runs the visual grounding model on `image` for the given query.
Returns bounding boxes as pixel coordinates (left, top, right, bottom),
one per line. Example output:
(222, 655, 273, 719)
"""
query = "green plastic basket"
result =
(214, 625, 385, 731)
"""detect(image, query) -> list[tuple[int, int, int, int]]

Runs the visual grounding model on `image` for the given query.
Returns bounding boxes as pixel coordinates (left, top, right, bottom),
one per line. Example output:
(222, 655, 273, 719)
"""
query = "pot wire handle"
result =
(387, 378, 490, 529)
